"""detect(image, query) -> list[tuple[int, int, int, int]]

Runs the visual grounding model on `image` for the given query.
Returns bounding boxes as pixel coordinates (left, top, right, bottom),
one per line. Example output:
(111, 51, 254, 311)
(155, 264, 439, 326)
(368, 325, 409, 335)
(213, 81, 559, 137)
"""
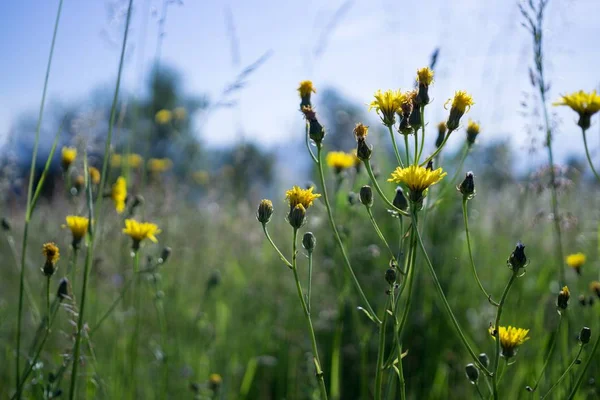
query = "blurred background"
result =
(1, 0, 600, 399)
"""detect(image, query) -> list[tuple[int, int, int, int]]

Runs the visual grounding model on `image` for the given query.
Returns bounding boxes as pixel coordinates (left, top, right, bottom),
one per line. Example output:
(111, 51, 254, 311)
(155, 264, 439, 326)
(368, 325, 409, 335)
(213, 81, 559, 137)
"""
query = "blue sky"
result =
(1, 0, 599, 167)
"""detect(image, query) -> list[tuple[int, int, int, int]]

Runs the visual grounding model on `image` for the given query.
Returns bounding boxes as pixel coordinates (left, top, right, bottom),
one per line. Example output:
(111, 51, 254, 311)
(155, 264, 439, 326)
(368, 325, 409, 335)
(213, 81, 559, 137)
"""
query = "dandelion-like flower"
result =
(42, 242, 60, 276)
(369, 89, 403, 127)
(298, 80, 316, 107)
(553, 90, 600, 130)
(147, 158, 173, 174)
(285, 186, 321, 210)
(466, 119, 480, 146)
(399, 90, 417, 134)
(127, 154, 143, 169)
(111, 154, 122, 168)
(89, 166, 101, 185)
(353, 123, 369, 140)
(155, 109, 173, 125)
(416, 67, 434, 104)
(208, 373, 223, 392)
(388, 165, 447, 202)
(557, 286, 570, 311)
(490, 325, 530, 358)
(111, 176, 127, 214)
(256, 199, 274, 224)
(64, 216, 90, 248)
(123, 219, 161, 250)
(566, 252, 586, 275)
(61, 147, 77, 171)
(326, 151, 356, 174)
(445, 90, 475, 131)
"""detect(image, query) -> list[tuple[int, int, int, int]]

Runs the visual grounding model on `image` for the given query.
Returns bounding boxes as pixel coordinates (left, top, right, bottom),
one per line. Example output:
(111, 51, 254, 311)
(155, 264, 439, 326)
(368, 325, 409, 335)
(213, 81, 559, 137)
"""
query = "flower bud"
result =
(356, 138, 372, 161)
(359, 185, 374, 208)
(590, 281, 600, 299)
(557, 286, 570, 310)
(579, 327, 591, 345)
(465, 363, 479, 383)
(426, 160, 434, 171)
(508, 241, 527, 271)
(436, 122, 446, 148)
(302, 106, 325, 145)
(57, 277, 70, 301)
(1, 217, 11, 231)
(393, 187, 408, 211)
(478, 353, 489, 368)
(408, 100, 422, 130)
(288, 204, 306, 229)
(159, 246, 172, 264)
(466, 120, 480, 146)
(257, 199, 274, 224)
(385, 267, 397, 286)
(458, 171, 476, 199)
(302, 232, 316, 252)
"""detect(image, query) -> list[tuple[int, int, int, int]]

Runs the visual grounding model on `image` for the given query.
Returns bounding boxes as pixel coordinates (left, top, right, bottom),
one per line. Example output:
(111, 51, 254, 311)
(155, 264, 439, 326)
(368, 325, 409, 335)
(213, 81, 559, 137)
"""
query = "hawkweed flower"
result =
(416, 67, 434, 105)
(123, 219, 161, 251)
(355, 137, 372, 161)
(42, 242, 60, 277)
(298, 80, 316, 109)
(489, 325, 530, 358)
(148, 158, 173, 174)
(110, 153, 122, 168)
(508, 241, 527, 272)
(288, 204, 306, 229)
(89, 166, 101, 185)
(557, 286, 570, 311)
(111, 177, 127, 214)
(388, 165, 446, 204)
(445, 90, 474, 131)
(590, 281, 600, 299)
(369, 89, 402, 127)
(208, 373, 223, 392)
(436, 122, 447, 147)
(173, 107, 187, 121)
(478, 353, 490, 368)
(466, 119, 480, 146)
(566, 252, 585, 275)
(553, 90, 600, 130)
(398, 90, 417, 134)
(326, 151, 356, 175)
(127, 154, 143, 169)
(74, 175, 85, 192)
(256, 199, 274, 224)
(353, 123, 369, 140)
(155, 109, 173, 125)
(301, 106, 325, 145)
(57, 277, 70, 301)
(64, 215, 90, 249)
(61, 146, 77, 171)
(285, 186, 320, 229)
(458, 171, 476, 199)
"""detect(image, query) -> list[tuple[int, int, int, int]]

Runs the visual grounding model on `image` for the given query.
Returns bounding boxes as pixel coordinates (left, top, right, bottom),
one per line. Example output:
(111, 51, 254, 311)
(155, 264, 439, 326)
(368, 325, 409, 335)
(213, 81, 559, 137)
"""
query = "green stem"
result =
(420, 129, 455, 167)
(46, 277, 50, 333)
(567, 336, 599, 399)
(15, 0, 63, 392)
(544, 345, 585, 400)
(529, 315, 563, 393)
(68, 248, 79, 301)
(403, 134, 410, 165)
(129, 251, 142, 397)
(374, 296, 391, 400)
(411, 211, 491, 374)
(89, 274, 134, 336)
(491, 271, 519, 400)
(388, 125, 404, 168)
(391, 286, 406, 400)
(582, 127, 600, 183)
(462, 199, 498, 306)
(317, 145, 380, 323)
(305, 122, 318, 164)
(417, 105, 426, 163)
(363, 161, 409, 217)
(291, 229, 328, 400)
(474, 383, 485, 400)
(413, 130, 418, 166)
(262, 224, 293, 269)
(365, 207, 396, 261)
(307, 250, 313, 313)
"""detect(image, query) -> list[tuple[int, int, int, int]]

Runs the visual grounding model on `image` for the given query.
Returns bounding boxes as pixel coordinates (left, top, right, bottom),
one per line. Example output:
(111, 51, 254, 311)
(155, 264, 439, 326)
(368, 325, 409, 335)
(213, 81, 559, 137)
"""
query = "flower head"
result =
(111, 177, 127, 214)
(466, 119, 481, 146)
(42, 242, 60, 276)
(490, 325, 530, 358)
(590, 281, 600, 298)
(353, 123, 369, 140)
(369, 89, 403, 127)
(298, 80, 316, 108)
(553, 90, 600, 130)
(123, 219, 161, 250)
(445, 91, 475, 131)
(64, 216, 90, 247)
(326, 151, 356, 173)
(61, 147, 77, 170)
(256, 199, 274, 224)
(557, 286, 570, 311)
(285, 186, 321, 210)
(566, 252, 586, 274)
(89, 167, 101, 185)
(416, 67, 434, 86)
(155, 109, 173, 125)
(208, 373, 223, 392)
(388, 165, 446, 201)
(147, 158, 173, 174)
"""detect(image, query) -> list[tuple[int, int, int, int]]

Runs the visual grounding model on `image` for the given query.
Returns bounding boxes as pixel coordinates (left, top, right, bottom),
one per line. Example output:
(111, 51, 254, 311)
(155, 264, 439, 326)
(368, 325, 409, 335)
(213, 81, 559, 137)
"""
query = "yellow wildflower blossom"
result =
(553, 90, 600, 129)
(369, 89, 403, 127)
(64, 216, 90, 247)
(155, 109, 173, 125)
(127, 154, 143, 169)
(353, 123, 369, 140)
(61, 147, 77, 170)
(326, 151, 356, 173)
(416, 67, 434, 86)
(147, 158, 173, 174)
(490, 325, 530, 358)
(123, 219, 161, 249)
(89, 166, 101, 185)
(445, 90, 475, 131)
(42, 242, 60, 276)
(285, 186, 321, 209)
(111, 177, 127, 214)
(298, 80, 316, 98)
(566, 252, 586, 274)
(466, 119, 480, 145)
(388, 165, 447, 193)
(111, 153, 122, 168)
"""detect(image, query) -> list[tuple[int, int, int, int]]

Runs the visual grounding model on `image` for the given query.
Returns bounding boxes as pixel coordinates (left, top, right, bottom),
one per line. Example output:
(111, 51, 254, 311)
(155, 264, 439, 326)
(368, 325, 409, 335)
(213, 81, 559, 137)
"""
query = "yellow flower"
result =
(285, 186, 321, 209)
(193, 170, 209, 185)
(111, 153, 122, 168)
(590, 281, 600, 298)
(466, 119, 480, 145)
(42, 242, 60, 276)
(445, 90, 475, 131)
(173, 107, 187, 120)
(553, 90, 600, 129)
(208, 373, 223, 391)
(147, 158, 173, 174)
(369, 89, 403, 126)
(61, 147, 77, 170)
(353, 123, 369, 140)
(111, 177, 127, 214)
(123, 219, 161, 248)
(155, 109, 172, 125)
(388, 165, 447, 194)
(490, 325, 530, 358)
(64, 216, 90, 245)
(298, 80, 316, 98)
(416, 67, 434, 86)
(326, 151, 356, 173)
(566, 252, 586, 274)
(89, 167, 101, 185)
(127, 154, 143, 168)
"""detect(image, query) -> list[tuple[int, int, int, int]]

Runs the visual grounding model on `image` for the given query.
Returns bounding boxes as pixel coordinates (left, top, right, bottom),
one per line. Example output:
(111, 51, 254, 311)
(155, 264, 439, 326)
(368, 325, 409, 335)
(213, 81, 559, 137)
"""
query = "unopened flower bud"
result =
(360, 186, 374, 207)
(1, 217, 11, 231)
(466, 120, 480, 146)
(356, 138, 372, 161)
(353, 123, 369, 140)
(436, 122, 446, 148)
(302, 232, 316, 252)
(590, 281, 600, 299)
(508, 241, 527, 271)
(478, 353, 489, 368)
(557, 286, 570, 310)
(159, 247, 172, 264)
(409, 99, 422, 130)
(288, 204, 306, 229)
(458, 171, 476, 198)
(57, 277, 70, 301)
(426, 160, 433, 171)
(257, 199, 274, 224)
(393, 187, 408, 211)
(579, 327, 591, 345)
(385, 267, 397, 286)
(465, 363, 479, 383)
